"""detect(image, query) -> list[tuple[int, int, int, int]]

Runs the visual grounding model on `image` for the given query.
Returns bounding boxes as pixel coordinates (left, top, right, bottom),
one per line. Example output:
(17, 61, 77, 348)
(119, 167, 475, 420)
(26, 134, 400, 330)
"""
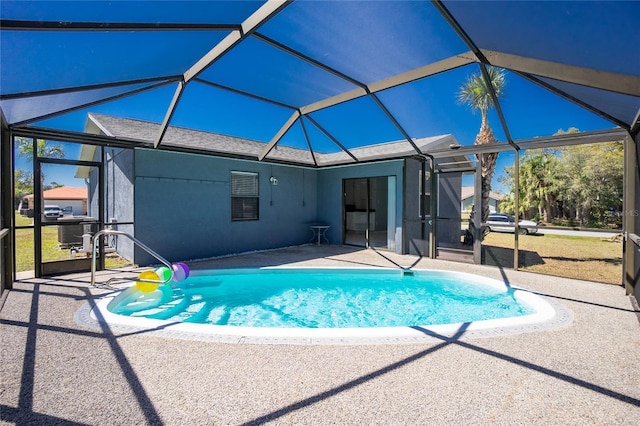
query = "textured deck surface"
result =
(2, 245, 639, 425)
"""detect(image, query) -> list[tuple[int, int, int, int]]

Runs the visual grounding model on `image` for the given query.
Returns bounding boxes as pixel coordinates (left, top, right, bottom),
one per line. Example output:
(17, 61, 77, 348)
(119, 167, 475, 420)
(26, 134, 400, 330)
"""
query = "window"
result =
(231, 171, 259, 221)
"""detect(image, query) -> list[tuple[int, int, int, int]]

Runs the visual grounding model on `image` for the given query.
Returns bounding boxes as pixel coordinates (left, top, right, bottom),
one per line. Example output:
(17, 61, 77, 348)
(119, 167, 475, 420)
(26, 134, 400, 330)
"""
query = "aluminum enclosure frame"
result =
(1, 0, 638, 296)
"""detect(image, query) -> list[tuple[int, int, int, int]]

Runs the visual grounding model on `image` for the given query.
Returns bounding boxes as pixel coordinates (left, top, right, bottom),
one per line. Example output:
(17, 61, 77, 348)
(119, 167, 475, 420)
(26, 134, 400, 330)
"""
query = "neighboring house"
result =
(461, 186, 503, 216)
(80, 113, 473, 265)
(23, 186, 88, 216)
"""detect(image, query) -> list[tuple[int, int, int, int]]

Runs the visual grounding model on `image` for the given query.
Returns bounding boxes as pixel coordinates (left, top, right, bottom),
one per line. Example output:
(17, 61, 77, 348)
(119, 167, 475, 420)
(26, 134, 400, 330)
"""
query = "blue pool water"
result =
(107, 268, 536, 328)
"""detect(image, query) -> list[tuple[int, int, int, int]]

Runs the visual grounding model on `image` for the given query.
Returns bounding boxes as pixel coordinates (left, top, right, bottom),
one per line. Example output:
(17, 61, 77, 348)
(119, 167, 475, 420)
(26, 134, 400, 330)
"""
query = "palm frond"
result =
(457, 66, 506, 115)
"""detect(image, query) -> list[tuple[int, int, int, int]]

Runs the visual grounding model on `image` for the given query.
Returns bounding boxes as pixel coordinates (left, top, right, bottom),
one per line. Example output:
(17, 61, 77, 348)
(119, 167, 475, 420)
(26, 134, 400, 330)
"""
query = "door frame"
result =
(342, 175, 395, 249)
(34, 156, 104, 277)
(433, 166, 476, 260)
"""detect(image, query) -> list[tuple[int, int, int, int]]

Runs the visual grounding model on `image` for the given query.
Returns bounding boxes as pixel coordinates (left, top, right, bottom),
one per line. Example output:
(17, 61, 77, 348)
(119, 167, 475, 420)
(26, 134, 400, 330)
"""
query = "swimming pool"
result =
(86, 267, 565, 344)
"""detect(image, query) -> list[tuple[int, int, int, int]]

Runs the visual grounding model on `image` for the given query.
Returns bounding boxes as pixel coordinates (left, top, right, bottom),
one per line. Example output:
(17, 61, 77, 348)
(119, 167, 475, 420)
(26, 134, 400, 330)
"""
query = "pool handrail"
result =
(90, 229, 174, 287)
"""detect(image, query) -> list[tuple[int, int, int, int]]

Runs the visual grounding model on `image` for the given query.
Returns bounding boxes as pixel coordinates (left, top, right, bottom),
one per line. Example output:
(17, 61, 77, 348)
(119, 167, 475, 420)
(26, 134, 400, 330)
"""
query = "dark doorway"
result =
(343, 176, 394, 249)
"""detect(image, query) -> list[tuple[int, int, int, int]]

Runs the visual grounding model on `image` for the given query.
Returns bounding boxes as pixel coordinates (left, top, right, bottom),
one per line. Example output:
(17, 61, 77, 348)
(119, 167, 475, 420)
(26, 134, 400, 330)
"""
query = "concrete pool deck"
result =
(1, 245, 639, 424)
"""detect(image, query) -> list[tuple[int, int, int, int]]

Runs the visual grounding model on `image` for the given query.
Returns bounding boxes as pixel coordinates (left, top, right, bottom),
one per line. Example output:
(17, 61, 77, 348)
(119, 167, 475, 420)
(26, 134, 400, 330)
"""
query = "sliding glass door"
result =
(343, 176, 395, 249)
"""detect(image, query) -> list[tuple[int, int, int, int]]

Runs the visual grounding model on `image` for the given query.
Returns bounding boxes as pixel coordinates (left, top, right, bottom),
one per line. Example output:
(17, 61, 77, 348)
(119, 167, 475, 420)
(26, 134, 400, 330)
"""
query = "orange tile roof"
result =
(41, 186, 87, 200)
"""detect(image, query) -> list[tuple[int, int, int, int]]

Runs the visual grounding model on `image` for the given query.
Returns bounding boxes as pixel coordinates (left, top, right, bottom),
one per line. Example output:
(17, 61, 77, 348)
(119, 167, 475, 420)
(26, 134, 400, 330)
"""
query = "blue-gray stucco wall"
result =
(404, 158, 429, 256)
(109, 149, 467, 263)
(437, 172, 463, 247)
(316, 160, 405, 252)
(133, 149, 318, 265)
(106, 148, 135, 260)
(88, 147, 136, 261)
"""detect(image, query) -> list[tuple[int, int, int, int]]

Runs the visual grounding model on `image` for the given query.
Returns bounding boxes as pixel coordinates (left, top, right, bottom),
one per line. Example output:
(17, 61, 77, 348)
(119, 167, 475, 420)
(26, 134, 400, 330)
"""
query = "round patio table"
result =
(309, 225, 330, 245)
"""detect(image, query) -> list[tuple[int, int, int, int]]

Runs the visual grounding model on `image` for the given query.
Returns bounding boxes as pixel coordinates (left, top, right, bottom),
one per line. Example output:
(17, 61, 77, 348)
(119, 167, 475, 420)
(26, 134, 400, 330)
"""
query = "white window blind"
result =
(231, 171, 259, 220)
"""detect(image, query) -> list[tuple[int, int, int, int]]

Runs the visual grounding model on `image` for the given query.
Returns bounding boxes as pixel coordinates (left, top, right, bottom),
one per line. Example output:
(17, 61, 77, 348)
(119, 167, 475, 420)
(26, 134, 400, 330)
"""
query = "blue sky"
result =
(21, 65, 613, 193)
(4, 0, 625, 192)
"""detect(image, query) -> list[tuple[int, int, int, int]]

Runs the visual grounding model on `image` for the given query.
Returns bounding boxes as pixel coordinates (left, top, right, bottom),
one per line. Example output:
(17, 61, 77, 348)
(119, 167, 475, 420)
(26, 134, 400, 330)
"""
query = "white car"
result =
(44, 205, 64, 218)
(486, 213, 538, 235)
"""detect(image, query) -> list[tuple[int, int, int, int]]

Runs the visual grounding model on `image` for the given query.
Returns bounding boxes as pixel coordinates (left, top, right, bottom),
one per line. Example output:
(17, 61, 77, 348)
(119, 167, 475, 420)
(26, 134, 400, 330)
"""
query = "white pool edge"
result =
(78, 267, 573, 345)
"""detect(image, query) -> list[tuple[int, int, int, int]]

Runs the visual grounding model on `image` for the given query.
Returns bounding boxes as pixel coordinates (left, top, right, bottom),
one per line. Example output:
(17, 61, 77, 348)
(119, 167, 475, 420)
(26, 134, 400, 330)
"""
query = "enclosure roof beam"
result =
(184, 1, 290, 84)
(432, 1, 517, 150)
(369, 93, 422, 154)
(367, 53, 476, 93)
(427, 128, 630, 159)
(631, 109, 640, 138)
(516, 128, 631, 151)
(0, 19, 239, 31)
(482, 50, 640, 97)
(519, 72, 630, 130)
(258, 110, 300, 161)
(10, 125, 152, 148)
(0, 75, 182, 101)
(253, 32, 366, 89)
(300, 52, 475, 115)
(194, 78, 297, 111)
(154, 81, 184, 148)
(299, 116, 318, 167)
(431, 0, 490, 64)
(155, 0, 291, 148)
(304, 115, 359, 163)
(478, 63, 518, 149)
(10, 80, 175, 127)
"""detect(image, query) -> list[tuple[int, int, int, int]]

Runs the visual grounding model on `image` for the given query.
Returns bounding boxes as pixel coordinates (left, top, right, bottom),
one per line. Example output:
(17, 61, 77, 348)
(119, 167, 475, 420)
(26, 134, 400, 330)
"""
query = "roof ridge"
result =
(89, 112, 266, 145)
(88, 113, 465, 165)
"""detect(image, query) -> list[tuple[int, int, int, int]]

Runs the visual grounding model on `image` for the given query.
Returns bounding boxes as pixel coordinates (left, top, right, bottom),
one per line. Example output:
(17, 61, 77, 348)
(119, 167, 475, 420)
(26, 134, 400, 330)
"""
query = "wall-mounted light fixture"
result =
(269, 176, 278, 186)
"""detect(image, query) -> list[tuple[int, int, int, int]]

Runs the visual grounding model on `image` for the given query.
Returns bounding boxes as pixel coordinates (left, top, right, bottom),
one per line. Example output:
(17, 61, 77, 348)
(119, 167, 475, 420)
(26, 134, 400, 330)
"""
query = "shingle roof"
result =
(87, 113, 467, 167)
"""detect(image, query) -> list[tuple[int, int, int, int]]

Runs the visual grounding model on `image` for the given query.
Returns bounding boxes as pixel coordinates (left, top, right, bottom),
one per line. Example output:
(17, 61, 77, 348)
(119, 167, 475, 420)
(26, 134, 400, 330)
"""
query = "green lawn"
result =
(482, 232, 622, 284)
(13, 212, 623, 283)
(14, 212, 132, 272)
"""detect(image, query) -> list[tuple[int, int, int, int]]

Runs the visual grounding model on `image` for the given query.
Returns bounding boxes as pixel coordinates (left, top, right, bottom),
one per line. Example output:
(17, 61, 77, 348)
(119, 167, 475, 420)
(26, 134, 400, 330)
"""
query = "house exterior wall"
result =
(88, 167, 99, 219)
(45, 199, 84, 215)
(490, 198, 499, 213)
(462, 196, 499, 214)
(23, 196, 86, 215)
(106, 147, 135, 261)
(132, 148, 318, 265)
(104, 149, 472, 263)
(403, 158, 430, 256)
(316, 160, 404, 253)
(437, 172, 463, 248)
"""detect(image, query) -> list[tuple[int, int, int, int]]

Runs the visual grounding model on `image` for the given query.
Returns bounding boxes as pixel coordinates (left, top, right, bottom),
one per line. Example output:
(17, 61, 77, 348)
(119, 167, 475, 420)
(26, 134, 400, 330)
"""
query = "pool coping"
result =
(75, 267, 574, 345)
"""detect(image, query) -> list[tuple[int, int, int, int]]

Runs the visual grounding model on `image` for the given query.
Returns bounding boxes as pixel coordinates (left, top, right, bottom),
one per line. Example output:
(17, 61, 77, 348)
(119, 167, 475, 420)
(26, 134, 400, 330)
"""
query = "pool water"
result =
(107, 268, 536, 328)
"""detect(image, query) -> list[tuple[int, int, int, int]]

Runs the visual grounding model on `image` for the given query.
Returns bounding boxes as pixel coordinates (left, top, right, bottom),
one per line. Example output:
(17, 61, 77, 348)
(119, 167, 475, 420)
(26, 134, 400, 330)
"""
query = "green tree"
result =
(498, 166, 527, 218)
(557, 142, 623, 226)
(15, 137, 66, 215)
(499, 128, 623, 228)
(458, 66, 506, 238)
(15, 137, 65, 188)
(16, 137, 64, 160)
(45, 181, 64, 190)
(519, 150, 562, 222)
(14, 169, 33, 208)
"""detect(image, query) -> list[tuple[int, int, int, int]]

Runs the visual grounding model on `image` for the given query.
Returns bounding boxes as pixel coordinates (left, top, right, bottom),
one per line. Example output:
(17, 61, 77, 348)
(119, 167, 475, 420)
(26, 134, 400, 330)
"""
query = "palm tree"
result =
(458, 66, 506, 239)
(16, 137, 64, 161)
(15, 137, 65, 211)
(520, 150, 562, 222)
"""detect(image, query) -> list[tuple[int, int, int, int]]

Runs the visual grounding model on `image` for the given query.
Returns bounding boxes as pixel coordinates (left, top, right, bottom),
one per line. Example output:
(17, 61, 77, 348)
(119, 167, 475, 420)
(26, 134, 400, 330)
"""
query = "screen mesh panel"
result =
(259, 0, 469, 84)
(443, 0, 640, 76)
